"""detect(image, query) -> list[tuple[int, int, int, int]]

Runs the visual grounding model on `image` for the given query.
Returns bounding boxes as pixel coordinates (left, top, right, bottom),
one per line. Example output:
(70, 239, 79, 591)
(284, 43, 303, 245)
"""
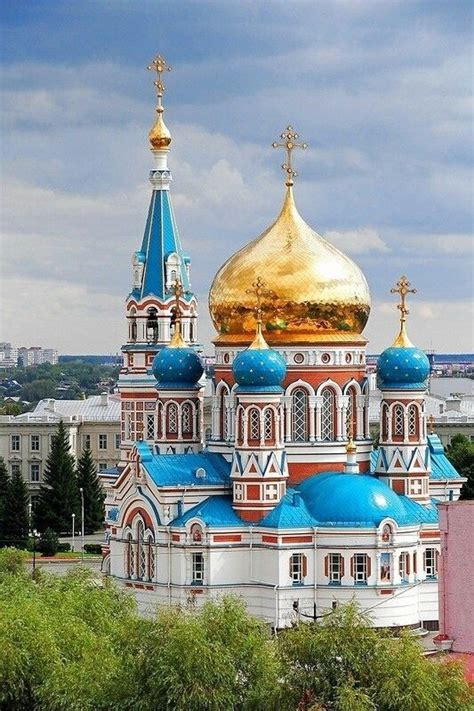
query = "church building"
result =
(104, 56, 465, 629)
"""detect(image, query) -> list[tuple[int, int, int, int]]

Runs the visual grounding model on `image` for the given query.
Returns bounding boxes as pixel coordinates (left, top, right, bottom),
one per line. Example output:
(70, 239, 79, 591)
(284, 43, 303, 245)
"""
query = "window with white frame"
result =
(10, 463, 21, 477)
(264, 409, 273, 442)
(424, 548, 438, 577)
(399, 552, 409, 582)
(98, 434, 108, 450)
(353, 553, 368, 584)
(82, 434, 91, 450)
(321, 389, 335, 441)
(329, 553, 343, 584)
(11, 435, 20, 452)
(265, 483, 279, 501)
(192, 552, 204, 584)
(234, 483, 243, 501)
(181, 403, 192, 434)
(292, 389, 308, 442)
(289, 552, 306, 584)
(394, 405, 404, 436)
(30, 463, 40, 482)
(408, 405, 417, 436)
(168, 403, 178, 433)
(30, 435, 40, 451)
(146, 413, 155, 440)
(115, 434, 121, 450)
(249, 408, 260, 441)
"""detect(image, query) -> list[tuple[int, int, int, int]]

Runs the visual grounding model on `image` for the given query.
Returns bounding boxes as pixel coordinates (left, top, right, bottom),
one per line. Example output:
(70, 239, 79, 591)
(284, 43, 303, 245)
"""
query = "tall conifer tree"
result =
(35, 420, 79, 533)
(76, 446, 105, 533)
(0, 457, 11, 542)
(2, 468, 29, 546)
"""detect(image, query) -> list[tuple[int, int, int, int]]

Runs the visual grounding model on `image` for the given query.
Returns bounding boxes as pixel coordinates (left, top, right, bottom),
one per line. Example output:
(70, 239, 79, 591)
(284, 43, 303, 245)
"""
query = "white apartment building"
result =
(0, 394, 120, 508)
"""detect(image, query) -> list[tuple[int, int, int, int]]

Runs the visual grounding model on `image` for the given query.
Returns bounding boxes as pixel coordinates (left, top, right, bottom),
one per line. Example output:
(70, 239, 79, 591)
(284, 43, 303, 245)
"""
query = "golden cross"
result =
(390, 275, 417, 325)
(171, 277, 184, 320)
(245, 276, 274, 325)
(272, 126, 307, 186)
(147, 54, 172, 103)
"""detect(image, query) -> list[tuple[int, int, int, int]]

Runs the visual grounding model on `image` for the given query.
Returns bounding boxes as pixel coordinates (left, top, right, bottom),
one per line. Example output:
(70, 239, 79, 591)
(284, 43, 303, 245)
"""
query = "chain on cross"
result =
(390, 275, 417, 325)
(246, 276, 274, 325)
(272, 125, 307, 186)
(147, 54, 172, 103)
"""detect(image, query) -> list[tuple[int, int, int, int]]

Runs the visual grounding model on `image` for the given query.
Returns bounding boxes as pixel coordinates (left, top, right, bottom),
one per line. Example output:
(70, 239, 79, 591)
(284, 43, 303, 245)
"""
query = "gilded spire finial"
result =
(390, 275, 417, 347)
(147, 54, 172, 150)
(245, 276, 274, 349)
(428, 414, 435, 435)
(272, 126, 307, 187)
(169, 277, 186, 348)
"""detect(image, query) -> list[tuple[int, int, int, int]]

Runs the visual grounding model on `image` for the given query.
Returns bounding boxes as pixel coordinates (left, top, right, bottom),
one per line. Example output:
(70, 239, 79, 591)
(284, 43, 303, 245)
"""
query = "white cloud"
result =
(324, 228, 389, 254)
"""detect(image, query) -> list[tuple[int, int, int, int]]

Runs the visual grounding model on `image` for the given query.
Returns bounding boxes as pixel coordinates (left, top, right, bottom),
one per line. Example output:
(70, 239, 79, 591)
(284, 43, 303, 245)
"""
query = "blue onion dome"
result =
(233, 324, 286, 392)
(298, 473, 416, 527)
(152, 329, 203, 389)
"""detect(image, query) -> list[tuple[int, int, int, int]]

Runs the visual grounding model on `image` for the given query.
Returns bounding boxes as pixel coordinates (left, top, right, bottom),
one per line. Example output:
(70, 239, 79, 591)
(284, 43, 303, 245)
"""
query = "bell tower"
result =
(119, 55, 198, 461)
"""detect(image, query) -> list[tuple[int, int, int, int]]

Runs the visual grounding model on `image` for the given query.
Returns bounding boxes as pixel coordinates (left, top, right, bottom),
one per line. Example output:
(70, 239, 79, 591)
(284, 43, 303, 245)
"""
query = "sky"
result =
(1, 0, 473, 354)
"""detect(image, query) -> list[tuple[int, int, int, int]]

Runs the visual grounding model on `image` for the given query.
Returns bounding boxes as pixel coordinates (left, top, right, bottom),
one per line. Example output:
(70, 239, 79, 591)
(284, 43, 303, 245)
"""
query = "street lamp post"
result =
(79, 487, 85, 560)
(72, 513, 76, 552)
(32, 528, 38, 579)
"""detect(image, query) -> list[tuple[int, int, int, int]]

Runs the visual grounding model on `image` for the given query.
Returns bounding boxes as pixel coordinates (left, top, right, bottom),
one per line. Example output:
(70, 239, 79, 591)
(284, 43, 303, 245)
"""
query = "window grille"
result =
(394, 405, 404, 436)
(147, 539, 155, 581)
(321, 389, 335, 441)
(137, 522, 146, 580)
(30, 463, 40, 482)
(265, 484, 279, 500)
(264, 409, 273, 441)
(424, 548, 437, 577)
(146, 414, 155, 440)
(329, 553, 343, 584)
(192, 552, 204, 584)
(168, 403, 178, 433)
(353, 553, 368, 584)
(128, 536, 135, 578)
(11, 435, 20, 452)
(292, 389, 308, 442)
(408, 405, 417, 436)
(182, 403, 192, 434)
(249, 409, 260, 441)
(289, 553, 305, 584)
(31, 435, 40, 451)
(98, 434, 108, 450)
(399, 552, 409, 581)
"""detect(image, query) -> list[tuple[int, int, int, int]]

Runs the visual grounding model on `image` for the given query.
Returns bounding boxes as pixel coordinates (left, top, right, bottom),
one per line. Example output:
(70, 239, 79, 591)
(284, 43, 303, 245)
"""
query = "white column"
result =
(178, 403, 182, 439)
(340, 395, 350, 440)
(259, 410, 265, 447)
(356, 395, 365, 440)
(243, 411, 249, 448)
(315, 396, 323, 441)
(335, 398, 344, 441)
(308, 396, 317, 442)
(403, 406, 409, 444)
(364, 395, 370, 438)
(283, 396, 292, 442)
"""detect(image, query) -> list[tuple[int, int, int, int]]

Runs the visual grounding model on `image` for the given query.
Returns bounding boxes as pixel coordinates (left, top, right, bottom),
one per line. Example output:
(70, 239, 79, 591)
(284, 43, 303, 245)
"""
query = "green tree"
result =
(37, 528, 59, 557)
(446, 433, 474, 499)
(2, 468, 29, 548)
(0, 402, 23, 416)
(76, 447, 105, 533)
(0, 459, 11, 542)
(20, 379, 57, 403)
(34, 421, 79, 534)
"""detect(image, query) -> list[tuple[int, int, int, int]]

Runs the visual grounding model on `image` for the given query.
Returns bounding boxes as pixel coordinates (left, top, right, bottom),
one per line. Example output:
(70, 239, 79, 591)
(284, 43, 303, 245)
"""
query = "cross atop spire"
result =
(147, 54, 172, 110)
(390, 275, 417, 347)
(169, 277, 186, 348)
(245, 276, 274, 350)
(272, 126, 307, 187)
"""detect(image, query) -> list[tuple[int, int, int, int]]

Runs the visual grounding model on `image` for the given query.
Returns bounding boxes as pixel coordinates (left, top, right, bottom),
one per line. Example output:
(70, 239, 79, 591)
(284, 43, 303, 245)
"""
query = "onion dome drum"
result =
(377, 345, 430, 390)
(152, 346, 203, 389)
(233, 346, 287, 391)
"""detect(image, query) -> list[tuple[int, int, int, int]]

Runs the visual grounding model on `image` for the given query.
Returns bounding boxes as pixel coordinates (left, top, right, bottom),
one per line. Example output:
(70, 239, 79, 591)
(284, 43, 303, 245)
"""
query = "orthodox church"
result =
(104, 56, 464, 629)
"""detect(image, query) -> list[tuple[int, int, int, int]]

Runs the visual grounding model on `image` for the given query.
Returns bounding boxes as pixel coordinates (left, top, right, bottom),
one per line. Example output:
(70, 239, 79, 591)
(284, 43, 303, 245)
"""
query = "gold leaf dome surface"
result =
(149, 109, 171, 149)
(209, 187, 371, 345)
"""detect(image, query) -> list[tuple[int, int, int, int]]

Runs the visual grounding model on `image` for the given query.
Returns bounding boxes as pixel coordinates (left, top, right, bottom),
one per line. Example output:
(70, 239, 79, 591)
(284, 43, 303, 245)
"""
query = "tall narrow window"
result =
(329, 553, 343, 584)
(146, 413, 155, 440)
(182, 403, 192, 434)
(353, 553, 369, 584)
(289, 553, 307, 584)
(192, 552, 204, 584)
(249, 408, 260, 442)
(168, 403, 178, 434)
(321, 389, 335, 441)
(394, 405, 404, 437)
(147, 536, 155, 581)
(146, 307, 158, 343)
(399, 552, 409, 582)
(424, 548, 438, 577)
(11, 435, 20, 452)
(127, 533, 135, 579)
(137, 522, 146, 581)
(382, 404, 389, 440)
(264, 409, 273, 442)
(408, 405, 417, 437)
(292, 389, 308, 442)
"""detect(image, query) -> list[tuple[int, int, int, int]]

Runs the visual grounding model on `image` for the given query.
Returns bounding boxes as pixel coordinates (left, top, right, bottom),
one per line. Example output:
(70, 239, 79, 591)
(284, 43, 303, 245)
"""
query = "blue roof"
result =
(260, 489, 316, 529)
(233, 347, 286, 390)
(139, 448, 231, 487)
(152, 345, 203, 388)
(427, 434, 463, 480)
(138, 190, 192, 301)
(297, 472, 438, 528)
(171, 495, 247, 528)
(377, 345, 430, 390)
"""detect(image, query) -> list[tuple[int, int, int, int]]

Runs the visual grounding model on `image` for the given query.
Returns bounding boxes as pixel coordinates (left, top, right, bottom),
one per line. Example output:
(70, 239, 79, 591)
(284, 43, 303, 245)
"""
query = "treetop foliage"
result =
(445, 434, 474, 499)
(0, 556, 472, 711)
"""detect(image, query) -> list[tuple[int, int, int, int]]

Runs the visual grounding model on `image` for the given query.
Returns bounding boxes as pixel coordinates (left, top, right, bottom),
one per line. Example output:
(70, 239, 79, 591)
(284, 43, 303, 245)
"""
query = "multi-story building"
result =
(0, 343, 19, 370)
(0, 393, 120, 508)
(17, 346, 58, 367)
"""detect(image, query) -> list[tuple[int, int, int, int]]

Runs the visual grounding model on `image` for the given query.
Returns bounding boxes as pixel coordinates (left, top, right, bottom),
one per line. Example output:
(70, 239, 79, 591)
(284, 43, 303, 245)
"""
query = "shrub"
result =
(84, 543, 102, 555)
(57, 542, 71, 553)
(37, 528, 59, 557)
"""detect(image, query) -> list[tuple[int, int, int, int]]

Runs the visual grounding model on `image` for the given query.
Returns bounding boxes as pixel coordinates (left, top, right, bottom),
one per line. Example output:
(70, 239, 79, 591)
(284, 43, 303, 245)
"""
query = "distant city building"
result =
(0, 343, 19, 369)
(17, 346, 59, 367)
(0, 394, 120, 508)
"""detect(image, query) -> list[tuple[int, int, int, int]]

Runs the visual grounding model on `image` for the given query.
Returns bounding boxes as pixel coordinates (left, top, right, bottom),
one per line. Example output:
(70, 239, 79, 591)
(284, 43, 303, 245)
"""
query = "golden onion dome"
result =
(149, 107, 172, 150)
(209, 186, 371, 345)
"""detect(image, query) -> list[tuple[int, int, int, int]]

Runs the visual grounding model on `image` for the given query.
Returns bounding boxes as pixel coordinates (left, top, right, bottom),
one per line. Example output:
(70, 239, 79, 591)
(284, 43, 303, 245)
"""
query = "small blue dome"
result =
(377, 345, 430, 390)
(152, 346, 203, 389)
(233, 347, 286, 392)
(298, 473, 414, 527)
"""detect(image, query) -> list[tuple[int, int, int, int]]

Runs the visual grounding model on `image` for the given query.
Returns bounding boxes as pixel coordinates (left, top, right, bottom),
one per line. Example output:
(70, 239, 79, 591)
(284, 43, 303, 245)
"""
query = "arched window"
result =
(189, 319, 195, 342)
(264, 409, 273, 443)
(182, 403, 192, 434)
(146, 307, 158, 344)
(292, 389, 308, 442)
(137, 521, 146, 581)
(168, 403, 178, 434)
(146, 535, 155, 581)
(170, 269, 177, 284)
(408, 405, 417, 437)
(249, 408, 260, 442)
(130, 317, 137, 342)
(125, 532, 133, 578)
(393, 405, 404, 437)
(345, 387, 357, 438)
(238, 408, 245, 445)
(321, 389, 335, 441)
(381, 404, 389, 440)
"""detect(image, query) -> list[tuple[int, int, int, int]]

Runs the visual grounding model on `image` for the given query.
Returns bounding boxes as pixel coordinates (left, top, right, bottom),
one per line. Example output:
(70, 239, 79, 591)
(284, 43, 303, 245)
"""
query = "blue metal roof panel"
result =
(141, 449, 231, 487)
(260, 489, 316, 529)
(171, 495, 247, 527)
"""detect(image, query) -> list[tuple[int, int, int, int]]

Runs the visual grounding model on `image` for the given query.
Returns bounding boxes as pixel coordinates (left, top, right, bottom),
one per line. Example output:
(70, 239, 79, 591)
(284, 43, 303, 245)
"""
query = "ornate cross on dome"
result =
(169, 277, 186, 348)
(245, 276, 274, 350)
(390, 275, 417, 324)
(147, 54, 172, 106)
(272, 126, 307, 187)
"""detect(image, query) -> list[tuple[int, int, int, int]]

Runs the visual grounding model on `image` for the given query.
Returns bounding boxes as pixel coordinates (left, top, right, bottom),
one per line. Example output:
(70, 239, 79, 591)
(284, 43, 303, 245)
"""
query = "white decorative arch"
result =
(342, 378, 362, 396)
(285, 379, 316, 397)
(316, 378, 343, 397)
